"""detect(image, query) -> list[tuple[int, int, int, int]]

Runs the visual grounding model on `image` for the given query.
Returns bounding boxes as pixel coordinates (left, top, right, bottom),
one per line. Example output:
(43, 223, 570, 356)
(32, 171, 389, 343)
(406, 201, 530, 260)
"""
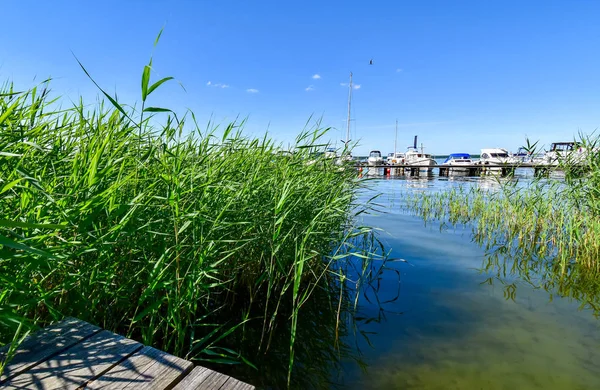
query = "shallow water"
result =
(336, 173, 600, 389)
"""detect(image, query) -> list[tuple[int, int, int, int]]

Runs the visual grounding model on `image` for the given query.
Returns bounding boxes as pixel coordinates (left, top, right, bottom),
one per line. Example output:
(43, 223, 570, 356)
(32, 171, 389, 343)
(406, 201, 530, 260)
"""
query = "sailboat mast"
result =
(346, 72, 353, 143)
(394, 119, 398, 156)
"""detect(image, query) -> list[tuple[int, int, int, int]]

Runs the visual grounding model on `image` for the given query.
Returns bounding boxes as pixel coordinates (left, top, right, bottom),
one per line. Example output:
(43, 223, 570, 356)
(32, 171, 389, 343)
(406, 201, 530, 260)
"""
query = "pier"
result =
(354, 163, 569, 177)
(0, 318, 254, 389)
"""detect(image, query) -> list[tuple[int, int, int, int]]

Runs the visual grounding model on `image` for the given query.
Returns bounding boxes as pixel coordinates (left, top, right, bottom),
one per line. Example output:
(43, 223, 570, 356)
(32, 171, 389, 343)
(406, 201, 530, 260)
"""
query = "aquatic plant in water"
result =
(404, 141, 600, 315)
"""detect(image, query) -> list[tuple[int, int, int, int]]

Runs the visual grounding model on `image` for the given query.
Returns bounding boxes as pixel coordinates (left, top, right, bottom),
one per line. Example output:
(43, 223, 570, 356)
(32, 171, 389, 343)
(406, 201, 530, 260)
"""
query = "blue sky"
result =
(2, 0, 600, 155)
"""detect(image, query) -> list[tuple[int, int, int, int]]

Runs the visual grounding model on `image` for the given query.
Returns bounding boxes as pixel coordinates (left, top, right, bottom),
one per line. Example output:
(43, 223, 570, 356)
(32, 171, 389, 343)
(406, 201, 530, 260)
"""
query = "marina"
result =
(2, 2, 600, 388)
(354, 162, 575, 177)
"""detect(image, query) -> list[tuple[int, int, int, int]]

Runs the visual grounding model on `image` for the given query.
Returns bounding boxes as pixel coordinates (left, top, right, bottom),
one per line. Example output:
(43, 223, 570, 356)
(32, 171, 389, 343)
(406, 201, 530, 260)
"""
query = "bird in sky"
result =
(369, 59, 373, 65)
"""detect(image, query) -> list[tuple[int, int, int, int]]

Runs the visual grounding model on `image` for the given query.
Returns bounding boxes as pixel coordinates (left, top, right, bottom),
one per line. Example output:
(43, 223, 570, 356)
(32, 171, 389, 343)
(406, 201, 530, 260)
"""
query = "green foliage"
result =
(0, 67, 378, 387)
(404, 139, 600, 313)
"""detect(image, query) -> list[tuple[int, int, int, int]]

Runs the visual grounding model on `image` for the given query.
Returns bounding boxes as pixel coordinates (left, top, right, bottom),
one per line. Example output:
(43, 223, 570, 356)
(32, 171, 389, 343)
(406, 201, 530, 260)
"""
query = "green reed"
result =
(0, 43, 381, 387)
(404, 140, 600, 313)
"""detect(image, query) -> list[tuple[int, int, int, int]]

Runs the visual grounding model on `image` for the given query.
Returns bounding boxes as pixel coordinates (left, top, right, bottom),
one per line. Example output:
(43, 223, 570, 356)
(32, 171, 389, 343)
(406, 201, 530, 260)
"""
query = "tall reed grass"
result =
(404, 139, 600, 313)
(0, 50, 382, 387)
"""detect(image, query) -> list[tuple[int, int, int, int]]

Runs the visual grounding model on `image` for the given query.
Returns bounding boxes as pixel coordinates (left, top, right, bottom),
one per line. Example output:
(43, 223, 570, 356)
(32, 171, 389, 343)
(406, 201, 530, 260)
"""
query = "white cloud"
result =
(305, 85, 315, 91)
(312, 74, 321, 79)
(207, 81, 229, 88)
(340, 83, 347, 86)
(353, 84, 361, 90)
(396, 68, 403, 72)
(246, 88, 259, 93)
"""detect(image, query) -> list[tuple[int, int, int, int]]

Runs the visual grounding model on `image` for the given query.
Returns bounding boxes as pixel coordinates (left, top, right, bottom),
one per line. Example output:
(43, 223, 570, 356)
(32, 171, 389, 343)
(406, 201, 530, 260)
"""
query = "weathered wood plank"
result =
(171, 366, 211, 389)
(3, 329, 142, 389)
(85, 345, 193, 389)
(0, 317, 101, 384)
(172, 366, 255, 390)
(219, 376, 256, 390)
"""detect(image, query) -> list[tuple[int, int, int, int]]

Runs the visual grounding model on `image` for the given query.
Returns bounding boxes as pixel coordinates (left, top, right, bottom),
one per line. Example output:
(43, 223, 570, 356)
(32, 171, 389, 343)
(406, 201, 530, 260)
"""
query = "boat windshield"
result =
(444, 153, 471, 164)
(490, 153, 509, 158)
(550, 142, 576, 152)
(370, 151, 382, 157)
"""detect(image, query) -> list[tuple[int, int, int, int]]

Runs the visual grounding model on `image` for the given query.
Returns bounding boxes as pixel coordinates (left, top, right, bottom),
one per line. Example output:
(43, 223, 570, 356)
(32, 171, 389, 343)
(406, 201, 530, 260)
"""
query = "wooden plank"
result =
(3, 329, 142, 389)
(171, 366, 212, 389)
(172, 366, 255, 390)
(85, 345, 193, 389)
(0, 317, 101, 384)
(219, 377, 256, 390)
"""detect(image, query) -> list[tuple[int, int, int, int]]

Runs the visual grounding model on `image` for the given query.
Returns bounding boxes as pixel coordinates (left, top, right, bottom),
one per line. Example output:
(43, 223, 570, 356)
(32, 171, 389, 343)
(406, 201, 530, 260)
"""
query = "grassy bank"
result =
(0, 75, 380, 387)
(404, 141, 600, 312)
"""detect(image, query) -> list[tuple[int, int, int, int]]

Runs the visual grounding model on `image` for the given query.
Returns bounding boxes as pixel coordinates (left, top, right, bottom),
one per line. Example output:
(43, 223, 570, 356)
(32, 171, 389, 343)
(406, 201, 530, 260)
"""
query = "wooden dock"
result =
(355, 162, 570, 177)
(0, 318, 255, 390)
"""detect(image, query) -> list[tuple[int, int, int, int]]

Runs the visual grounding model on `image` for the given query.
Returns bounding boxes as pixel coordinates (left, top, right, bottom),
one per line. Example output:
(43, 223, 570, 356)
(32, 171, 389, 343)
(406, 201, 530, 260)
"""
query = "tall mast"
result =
(394, 119, 398, 156)
(346, 72, 353, 143)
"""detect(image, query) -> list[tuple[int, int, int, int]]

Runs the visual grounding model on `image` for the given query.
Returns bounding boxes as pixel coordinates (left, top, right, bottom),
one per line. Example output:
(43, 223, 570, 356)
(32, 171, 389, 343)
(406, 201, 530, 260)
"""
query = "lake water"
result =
(335, 171, 600, 389)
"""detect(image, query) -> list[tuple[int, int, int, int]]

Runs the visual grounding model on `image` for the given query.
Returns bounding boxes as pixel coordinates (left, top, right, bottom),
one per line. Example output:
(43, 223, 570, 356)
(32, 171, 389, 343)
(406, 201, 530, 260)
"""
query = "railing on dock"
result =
(0, 317, 254, 389)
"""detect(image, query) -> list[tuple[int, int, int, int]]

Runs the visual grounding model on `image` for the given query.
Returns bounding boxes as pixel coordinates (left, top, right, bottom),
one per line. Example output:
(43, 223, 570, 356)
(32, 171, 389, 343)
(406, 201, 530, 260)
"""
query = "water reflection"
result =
(478, 225, 600, 316)
(339, 177, 600, 389)
(220, 271, 359, 389)
(219, 235, 392, 389)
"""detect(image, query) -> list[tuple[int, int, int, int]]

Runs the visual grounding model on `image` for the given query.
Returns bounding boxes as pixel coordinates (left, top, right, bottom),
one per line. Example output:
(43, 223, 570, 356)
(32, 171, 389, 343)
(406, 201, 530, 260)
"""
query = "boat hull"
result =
(405, 158, 436, 173)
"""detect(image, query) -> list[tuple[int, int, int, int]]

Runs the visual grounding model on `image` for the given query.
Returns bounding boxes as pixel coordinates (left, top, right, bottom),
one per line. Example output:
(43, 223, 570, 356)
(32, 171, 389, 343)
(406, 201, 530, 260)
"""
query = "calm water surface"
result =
(337, 172, 600, 389)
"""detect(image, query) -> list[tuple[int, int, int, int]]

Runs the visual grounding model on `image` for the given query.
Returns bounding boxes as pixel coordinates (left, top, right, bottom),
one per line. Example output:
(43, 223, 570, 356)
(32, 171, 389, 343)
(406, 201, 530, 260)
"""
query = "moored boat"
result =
(541, 142, 586, 166)
(404, 136, 436, 173)
(512, 147, 533, 163)
(441, 153, 473, 175)
(367, 150, 383, 166)
(386, 152, 405, 165)
(477, 148, 519, 174)
(479, 148, 518, 164)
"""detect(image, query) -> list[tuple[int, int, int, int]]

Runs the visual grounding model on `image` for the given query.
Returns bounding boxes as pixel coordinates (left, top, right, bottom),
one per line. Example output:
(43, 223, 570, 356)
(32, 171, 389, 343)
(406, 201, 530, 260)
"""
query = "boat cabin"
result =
(405, 147, 432, 159)
(549, 142, 580, 152)
(481, 149, 509, 159)
(443, 153, 471, 164)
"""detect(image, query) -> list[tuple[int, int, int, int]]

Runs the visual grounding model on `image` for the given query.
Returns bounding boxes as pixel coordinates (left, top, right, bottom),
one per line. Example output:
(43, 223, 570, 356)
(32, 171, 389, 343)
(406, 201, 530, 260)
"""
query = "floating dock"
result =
(0, 317, 254, 389)
(355, 163, 568, 177)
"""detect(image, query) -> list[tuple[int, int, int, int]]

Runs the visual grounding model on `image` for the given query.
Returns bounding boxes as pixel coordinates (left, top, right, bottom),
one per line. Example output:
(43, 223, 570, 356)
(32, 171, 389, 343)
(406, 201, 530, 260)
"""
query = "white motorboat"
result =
(479, 148, 519, 164)
(386, 152, 405, 165)
(404, 136, 436, 173)
(367, 150, 383, 166)
(335, 152, 353, 165)
(386, 152, 395, 164)
(541, 142, 586, 166)
(478, 148, 519, 173)
(441, 153, 473, 175)
(512, 147, 530, 163)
